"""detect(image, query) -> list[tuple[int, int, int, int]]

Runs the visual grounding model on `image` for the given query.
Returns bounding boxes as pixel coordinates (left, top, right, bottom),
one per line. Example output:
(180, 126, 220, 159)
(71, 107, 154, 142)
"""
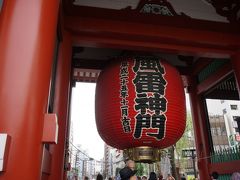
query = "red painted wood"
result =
(63, 3, 240, 34)
(72, 34, 233, 59)
(41, 173, 50, 180)
(210, 160, 240, 175)
(42, 114, 58, 144)
(49, 31, 72, 180)
(42, 147, 52, 175)
(197, 63, 233, 94)
(66, 16, 239, 58)
(66, 16, 239, 47)
(188, 78, 211, 180)
(0, 0, 59, 179)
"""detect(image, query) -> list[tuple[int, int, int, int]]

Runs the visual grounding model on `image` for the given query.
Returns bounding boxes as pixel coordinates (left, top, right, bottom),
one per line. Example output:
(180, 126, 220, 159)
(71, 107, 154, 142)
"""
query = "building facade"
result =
(209, 115, 229, 150)
(111, 149, 125, 177)
(221, 100, 240, 146)
(104, 144, 125, 178)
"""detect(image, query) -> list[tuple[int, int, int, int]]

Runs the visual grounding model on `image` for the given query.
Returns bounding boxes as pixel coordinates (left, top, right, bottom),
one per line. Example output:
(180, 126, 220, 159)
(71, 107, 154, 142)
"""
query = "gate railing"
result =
(210, 145, 240, 163)
(218, 174, 231, 180)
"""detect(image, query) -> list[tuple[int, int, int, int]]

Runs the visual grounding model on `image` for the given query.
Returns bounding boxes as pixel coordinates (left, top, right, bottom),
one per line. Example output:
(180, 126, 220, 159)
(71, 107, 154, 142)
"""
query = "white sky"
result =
(71, 82, 104, 160)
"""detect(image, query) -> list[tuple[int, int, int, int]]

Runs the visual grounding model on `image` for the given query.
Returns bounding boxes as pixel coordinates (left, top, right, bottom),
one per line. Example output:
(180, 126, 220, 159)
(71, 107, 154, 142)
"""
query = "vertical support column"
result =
(0, 1, 59, 179)
(188, 78, 211, 180)
(49, 31, 72, 180)
(231, 51, 240, 95)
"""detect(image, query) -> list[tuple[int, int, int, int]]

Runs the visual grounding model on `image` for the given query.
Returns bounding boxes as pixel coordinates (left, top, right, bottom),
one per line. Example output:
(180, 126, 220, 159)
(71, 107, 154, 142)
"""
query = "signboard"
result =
(182, 149, 196, 158)
(182, 149, 197, 178)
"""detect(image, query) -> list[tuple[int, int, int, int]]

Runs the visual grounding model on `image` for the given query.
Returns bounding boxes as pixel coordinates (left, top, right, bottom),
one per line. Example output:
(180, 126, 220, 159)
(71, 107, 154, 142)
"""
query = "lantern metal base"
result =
(123, 146, 161, 163)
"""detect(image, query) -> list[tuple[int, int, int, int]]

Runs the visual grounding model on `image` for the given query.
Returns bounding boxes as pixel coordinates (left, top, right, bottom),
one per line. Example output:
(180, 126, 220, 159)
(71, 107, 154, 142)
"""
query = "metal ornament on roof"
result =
(133, 0, 189, 17)
(140, 3, 174, 16)
(95, 56, 186, 162)
(121, 0, 189, 17)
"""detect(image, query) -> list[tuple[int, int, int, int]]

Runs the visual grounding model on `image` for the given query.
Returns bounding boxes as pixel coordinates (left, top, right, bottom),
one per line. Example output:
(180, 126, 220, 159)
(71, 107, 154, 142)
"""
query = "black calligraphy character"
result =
(133, 59, 165, 73)
(149, 93, 167, 114)
(135, 93, 149, 114)
(120, 66, 128, 77)
(133, 72, 166, 94)
(121, 106, 129, 117)
(120, 78, 128, 85)
(134, 114, 151, 138)
(120, 99, 128, 105)
(122, 116, 131, 133)
(135, 93, 167, 114)
(147, 114, 166, 140)
(123, 126, 131, 133)
(120, 85, 128, 98)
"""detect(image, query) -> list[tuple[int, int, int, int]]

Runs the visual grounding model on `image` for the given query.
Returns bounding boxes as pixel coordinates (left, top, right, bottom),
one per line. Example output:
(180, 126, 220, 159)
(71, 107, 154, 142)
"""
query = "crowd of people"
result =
(93, 159, 176, 180)
(210, 171, 240, 180)
(88, 160, 240, 180)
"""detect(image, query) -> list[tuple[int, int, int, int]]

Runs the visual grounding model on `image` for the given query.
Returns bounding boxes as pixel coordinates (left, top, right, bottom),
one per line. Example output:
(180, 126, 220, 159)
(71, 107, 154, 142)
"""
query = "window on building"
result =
(230, 105, 238, 110)
(221, 127, 227, 135)
(233, 116, 240, 121)
(211, 128, 217, 136)
(232, 119, 238, 128)
(235, 128, 239, 133)
(236, 118, 240, 134)
(216, 127, 221, 136)
(211, 127, 224, 136)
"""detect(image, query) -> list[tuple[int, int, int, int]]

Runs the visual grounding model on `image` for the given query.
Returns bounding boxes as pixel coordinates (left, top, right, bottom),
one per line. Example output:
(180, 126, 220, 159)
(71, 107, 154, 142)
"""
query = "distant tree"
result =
(169, 145, 178, 180)
(135, 163, 145, 176)
(175, 112, 194, 172)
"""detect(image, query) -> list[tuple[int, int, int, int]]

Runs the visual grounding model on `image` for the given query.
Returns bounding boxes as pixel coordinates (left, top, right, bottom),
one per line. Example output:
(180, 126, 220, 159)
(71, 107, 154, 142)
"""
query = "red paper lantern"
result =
(95, 57, 186, 150)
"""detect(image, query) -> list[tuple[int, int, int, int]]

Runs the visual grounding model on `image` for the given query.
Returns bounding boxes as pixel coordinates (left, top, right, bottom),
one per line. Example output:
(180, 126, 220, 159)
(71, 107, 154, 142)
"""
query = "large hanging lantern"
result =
(95, 56, 186, 162)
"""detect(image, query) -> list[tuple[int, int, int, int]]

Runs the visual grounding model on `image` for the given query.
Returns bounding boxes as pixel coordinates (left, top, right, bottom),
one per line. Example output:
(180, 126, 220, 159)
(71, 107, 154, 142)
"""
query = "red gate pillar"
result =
(231, 51, 240, 94)
(0, 1, 59, 179)
(49, 31, 72, 180)
(188, 79, 211, 180)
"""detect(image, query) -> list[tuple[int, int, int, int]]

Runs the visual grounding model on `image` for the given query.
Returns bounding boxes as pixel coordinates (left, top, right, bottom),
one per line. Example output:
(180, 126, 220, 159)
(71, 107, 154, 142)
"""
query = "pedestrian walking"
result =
(166, 174, 175, 180)
(180, 173, 186, 180)
(231, 172, 240, 180)
(210, 172, 219, 180)
(97, 174, 103, 180)
(119, 166, 137, 180)
(149, 172, 157, 180)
